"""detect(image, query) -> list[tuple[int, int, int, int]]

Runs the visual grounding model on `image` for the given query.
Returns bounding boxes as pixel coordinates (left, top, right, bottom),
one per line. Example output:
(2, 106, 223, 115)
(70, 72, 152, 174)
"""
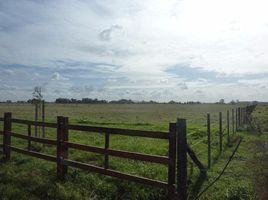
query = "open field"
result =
(0, 103, 267, 200)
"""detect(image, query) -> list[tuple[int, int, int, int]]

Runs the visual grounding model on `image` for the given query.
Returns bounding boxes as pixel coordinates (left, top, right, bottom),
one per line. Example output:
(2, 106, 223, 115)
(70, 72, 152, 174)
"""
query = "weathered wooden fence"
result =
(0, 105, 256, 200)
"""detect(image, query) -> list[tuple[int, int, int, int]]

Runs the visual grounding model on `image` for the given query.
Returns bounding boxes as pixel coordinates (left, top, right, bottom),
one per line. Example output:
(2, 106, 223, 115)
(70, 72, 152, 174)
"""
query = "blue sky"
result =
(0, 0, 268, 102)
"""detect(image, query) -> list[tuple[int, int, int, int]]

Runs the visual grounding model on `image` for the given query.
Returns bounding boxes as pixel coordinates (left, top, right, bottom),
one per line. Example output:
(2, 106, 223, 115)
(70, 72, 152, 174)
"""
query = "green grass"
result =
(0, 103, 267, 200)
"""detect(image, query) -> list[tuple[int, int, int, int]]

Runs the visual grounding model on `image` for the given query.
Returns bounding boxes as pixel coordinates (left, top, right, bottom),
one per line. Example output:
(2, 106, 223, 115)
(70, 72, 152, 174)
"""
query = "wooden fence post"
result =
(241, 107, 243, 126)
(42, 100, 45, 139)
(28, 124, 31, 150)
(242, 107, 245, 125)
(235, 108, 238, 132)
(104, 132, 110, 169)
(238, 107, 241, 130)
(57, 116, 69, 179)
(168, 123, 176, 200)
(232, 109, 235, 135)
(227, 110, 230, 144)
(207, 113, 211, 169)
(35, 103, 38, 137)
(219, 112, 222, 153)
(3, 112, 12, 161)
(177, 119, 187, 200)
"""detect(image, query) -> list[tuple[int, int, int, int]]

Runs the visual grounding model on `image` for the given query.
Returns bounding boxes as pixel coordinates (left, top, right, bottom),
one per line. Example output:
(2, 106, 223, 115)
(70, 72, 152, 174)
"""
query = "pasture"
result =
(0, 103, 267, 200)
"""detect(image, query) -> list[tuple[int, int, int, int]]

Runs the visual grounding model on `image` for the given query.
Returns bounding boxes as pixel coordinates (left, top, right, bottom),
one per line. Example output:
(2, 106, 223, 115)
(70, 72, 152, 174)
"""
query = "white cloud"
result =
(0, 69, 15, 76)
(99, 25, 123, 41)
(51, 72, 69, 81)
(0, 84, 17, 91)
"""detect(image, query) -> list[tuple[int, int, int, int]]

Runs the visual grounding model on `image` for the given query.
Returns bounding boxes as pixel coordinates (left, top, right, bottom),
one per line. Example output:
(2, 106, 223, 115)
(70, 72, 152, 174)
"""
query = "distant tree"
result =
(55, 98, 71, 103)
(17, 100, 26, 103)
(229, 100, 236, 105)
(168, 100, 178, 104)
(219, 99, 225, 104)
(110, 99, 134, 104)
(32, 86, 43, 104)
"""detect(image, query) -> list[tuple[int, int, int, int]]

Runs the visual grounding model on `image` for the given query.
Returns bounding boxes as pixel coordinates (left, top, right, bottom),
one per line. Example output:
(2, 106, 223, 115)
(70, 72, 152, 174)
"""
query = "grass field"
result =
(0, 103, 267, 200)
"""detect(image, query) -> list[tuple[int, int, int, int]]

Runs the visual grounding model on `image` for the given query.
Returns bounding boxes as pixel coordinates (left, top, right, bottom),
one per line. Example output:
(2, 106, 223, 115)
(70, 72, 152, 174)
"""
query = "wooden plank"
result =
(68, 124, 169, 139)
(186, 144, 206, 173)
(11, 118, 57, 128)
(66, 142, 169, 164)
(10, 146, 57, 162)
(11, 132, 57, 145)
(177, 119, 187, 200)
(66, 159, 168, 188)
(168, 123, 176, 200)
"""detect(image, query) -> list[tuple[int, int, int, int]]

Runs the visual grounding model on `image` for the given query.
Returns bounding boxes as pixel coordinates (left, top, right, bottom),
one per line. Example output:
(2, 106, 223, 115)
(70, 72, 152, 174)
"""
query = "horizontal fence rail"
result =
(11, 118, 57, 128)
(10, 146, 57, 162)
(68, 124, 169, 139)
(66, 141, 169, 164)
(11, 132, 57, 145)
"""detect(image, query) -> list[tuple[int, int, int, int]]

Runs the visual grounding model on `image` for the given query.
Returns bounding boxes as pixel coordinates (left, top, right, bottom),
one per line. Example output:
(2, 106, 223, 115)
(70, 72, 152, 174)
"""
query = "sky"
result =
(0, 0, 268, 102)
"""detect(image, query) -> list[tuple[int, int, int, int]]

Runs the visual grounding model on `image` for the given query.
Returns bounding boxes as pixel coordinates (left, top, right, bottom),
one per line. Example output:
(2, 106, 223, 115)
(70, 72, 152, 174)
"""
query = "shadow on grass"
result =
(188, 172, 207, 199)
(188, 136, 240, 199)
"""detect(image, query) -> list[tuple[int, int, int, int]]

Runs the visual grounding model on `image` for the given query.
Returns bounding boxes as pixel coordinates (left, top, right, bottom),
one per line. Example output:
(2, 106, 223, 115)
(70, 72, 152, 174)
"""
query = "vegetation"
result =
(0, 103, 267, 199)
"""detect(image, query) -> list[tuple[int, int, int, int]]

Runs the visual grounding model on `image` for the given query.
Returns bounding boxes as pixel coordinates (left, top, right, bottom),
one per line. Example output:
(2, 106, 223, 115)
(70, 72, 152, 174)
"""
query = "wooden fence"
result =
(0, 105, 256, 200)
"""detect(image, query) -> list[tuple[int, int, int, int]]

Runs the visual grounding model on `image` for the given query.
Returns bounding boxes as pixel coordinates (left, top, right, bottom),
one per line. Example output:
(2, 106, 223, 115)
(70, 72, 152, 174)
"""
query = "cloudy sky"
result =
(0, 0, 268, 102)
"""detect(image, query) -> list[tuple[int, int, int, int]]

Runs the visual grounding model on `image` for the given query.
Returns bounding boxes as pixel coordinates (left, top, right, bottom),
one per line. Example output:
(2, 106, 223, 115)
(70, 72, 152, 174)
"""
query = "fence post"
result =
(227, 110, 230, 144)
(219, 112, 222, 153)
(3, 112, 12, 161)
(28, 124, 31, 150)
(232, 109, 234, 135)
(238, 107, 241, 130)
(168, 123, 176, 200)
(235, 108, 238, 132)
(242, 107, 245, 125)
(207, 113, 211, 169)
(177, 119, 187, 200)
(35, 103, 38, 137)
(241, 107, 243, 127)
(57, 116, 69, 179)
(104, 132, 110, 169)
(42, 100, 45, 139)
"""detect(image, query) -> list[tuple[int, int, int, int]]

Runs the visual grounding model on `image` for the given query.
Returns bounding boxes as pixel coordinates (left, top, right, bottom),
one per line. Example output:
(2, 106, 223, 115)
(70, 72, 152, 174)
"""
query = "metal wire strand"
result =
(191, 137, 243, 200)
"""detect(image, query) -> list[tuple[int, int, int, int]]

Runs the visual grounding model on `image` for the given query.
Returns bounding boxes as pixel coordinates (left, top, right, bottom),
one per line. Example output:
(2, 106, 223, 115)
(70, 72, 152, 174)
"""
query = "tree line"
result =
(1, 98, 254, 105)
